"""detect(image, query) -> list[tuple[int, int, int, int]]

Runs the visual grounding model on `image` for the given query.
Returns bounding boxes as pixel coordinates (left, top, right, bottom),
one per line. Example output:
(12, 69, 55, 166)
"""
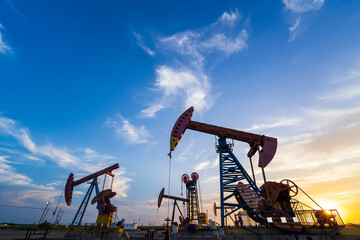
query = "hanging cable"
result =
(167, 152, 172, 224)
(181, 175, 183, 197)
(198, 178, 203, 213)
(110, 176, 114, 190)
(248, 157, 256, 186)
(156, 208, 159, 226)
(102, 174, 107, 191)
(181, 175, 186, 218)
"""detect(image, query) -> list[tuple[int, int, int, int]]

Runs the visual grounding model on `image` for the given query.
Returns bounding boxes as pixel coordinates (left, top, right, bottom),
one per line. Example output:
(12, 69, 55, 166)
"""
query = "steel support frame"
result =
(218, 137, 263, 227)
(186, 181, 199, 223)
(70, 178, 100, 227)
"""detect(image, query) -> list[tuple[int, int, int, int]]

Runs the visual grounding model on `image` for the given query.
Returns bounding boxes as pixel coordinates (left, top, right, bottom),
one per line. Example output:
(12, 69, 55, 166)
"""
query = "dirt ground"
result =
(0, 229, 166, 240)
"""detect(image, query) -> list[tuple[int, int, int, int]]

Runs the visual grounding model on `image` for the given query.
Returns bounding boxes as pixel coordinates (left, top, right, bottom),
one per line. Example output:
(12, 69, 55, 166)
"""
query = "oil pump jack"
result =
(64, 164, 119, 229)
(158, 172, 207, 230)
(169, 107, 343, 233)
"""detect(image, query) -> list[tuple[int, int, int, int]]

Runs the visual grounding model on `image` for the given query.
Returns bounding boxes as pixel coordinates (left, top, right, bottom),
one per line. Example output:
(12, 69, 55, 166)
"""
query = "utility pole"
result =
(38, 201, 50, 224)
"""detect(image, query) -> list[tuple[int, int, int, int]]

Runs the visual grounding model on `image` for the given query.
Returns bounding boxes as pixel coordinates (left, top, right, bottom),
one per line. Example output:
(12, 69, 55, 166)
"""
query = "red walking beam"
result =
(170, 107, 277, 168)
(65, 163, 119, 206)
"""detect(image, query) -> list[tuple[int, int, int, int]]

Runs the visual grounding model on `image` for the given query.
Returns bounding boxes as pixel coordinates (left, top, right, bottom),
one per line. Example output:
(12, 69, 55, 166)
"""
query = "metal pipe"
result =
(38, 201, 50, 224)
(163, 194, 188, 202)
(258, 148, 270, 202)
(249, 157, 256, 186)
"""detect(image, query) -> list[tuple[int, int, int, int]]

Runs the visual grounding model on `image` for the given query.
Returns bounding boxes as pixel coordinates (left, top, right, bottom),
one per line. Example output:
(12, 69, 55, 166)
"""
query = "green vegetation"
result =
(0, 223, 69, 231)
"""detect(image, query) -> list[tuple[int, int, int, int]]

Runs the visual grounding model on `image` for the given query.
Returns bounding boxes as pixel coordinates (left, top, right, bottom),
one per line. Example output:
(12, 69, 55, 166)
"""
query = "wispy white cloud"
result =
(195, 161, 210, 171)
(0, 23, 13, 54)
(282, 0, 324, 13)
(139, 104, 165, 118)
(25, 155, 43, 161)
(4, 0, 27, 22)
(140, 9, 248, 117)
(318, 65, 360, 102)
(282, 0, 325, 41)
(141, 66, 213, 117)
(244, 117, 302, 131)
(0, 115, 132, 199)
(0, 117, 36, 152)
(133, 31, 155, 56)
(288, 17, 301, 42)
(202, 175, 219, 184)
(194, 158, 218, 172)
(160, 31, 204, 68)
(219, 10, 241, 25)
(106, 115, 150, 144)
(172, 140, 195, 163)
(0, 155, 34, 186)
(0, 188, 59, 206)
(245, 66, 360, 193)
(111, 168, 132, 198)
(319, 85, 360, 102)
(200, 30, 248, 54)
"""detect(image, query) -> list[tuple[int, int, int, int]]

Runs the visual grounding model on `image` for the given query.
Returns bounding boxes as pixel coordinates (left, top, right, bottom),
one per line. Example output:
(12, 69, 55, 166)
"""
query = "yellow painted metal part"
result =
(170, 136, 180, 151)
(96, 212, 114, 225)
(198, 212, 208, 225)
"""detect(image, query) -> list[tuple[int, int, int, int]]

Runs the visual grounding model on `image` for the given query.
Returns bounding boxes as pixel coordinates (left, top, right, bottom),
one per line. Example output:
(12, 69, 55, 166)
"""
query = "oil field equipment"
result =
(169, 107, 344, 234)
(181, 172, 208, 226)
(158, 172, 208, 231)
(158, 187, 188, 228)
(64, 163, 120, 228)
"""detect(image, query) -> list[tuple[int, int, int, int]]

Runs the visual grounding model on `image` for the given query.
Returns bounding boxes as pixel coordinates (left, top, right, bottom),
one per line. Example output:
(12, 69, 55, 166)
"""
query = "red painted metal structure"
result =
(170, 106, 277, 168)
(169, 107, 302, 232)
(65, 163, 119, 206)
(169, 107, 344, 234)
(91, 189, 117, 214)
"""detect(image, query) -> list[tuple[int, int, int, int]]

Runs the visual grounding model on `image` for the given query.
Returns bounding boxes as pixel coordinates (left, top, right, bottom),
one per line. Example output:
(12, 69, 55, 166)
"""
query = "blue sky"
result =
(1, 0, 360, 225)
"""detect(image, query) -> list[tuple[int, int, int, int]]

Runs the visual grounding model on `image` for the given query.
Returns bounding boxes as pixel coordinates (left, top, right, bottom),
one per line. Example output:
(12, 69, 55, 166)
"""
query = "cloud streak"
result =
(0, 23, 13, 54)
(133, 31, 155, 56)
(140, 9, 248, 117)
(0, 155, 34, 186)
(243, 66, 360, 210)
(140, 66, 213, 118)
(319, 66, 360, 101)
(282, 0, 324, 13)
(106, 115, 150, 144)
(282, 0, 325, 41)
(0, 115, 132, 200)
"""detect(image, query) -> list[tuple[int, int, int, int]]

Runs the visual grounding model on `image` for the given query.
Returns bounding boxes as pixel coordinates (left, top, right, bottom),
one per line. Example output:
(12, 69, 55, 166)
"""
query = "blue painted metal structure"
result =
(185, 179, 199, 223)
(70, 178, 100, 227)
(217, 137, 263, 227)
